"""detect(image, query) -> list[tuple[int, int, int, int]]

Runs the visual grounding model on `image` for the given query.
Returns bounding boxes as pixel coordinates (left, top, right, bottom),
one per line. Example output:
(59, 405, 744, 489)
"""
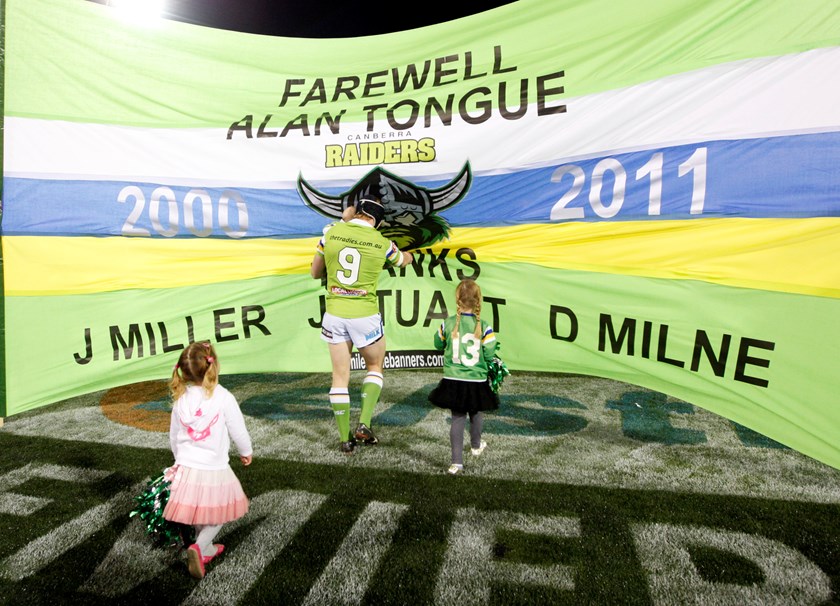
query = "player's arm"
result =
(311, 225, 332, 279)
(481, 324, 499, 358)
(398, 249, 414, 267)
(385, 242, 414, 268)
(310, 252, 326, 279)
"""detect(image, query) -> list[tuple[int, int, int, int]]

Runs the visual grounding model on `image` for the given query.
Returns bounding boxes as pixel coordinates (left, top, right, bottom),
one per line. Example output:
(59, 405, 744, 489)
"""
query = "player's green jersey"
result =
(316, 219, 404, 318)
(433, 313, 499, 381)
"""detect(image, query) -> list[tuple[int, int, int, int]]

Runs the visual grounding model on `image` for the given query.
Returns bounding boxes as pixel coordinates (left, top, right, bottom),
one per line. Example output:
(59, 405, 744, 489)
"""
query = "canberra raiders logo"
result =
(298, 163, 472, 250)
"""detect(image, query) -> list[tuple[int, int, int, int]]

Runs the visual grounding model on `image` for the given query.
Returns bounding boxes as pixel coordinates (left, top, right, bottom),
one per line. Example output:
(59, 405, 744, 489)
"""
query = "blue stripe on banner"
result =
(0, 180, 324, 239)
(3, 131, 839, 238)
(450, 130, 840, 226)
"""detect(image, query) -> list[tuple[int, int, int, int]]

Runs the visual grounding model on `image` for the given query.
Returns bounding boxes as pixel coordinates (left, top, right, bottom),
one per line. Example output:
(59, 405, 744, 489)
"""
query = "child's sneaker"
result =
(471, 441, 487, 456)
(447, 464, 464, 475)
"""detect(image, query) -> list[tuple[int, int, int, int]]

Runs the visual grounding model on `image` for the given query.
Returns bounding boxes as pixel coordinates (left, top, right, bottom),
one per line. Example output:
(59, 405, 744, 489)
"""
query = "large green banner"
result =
(2, 0, 840, 469)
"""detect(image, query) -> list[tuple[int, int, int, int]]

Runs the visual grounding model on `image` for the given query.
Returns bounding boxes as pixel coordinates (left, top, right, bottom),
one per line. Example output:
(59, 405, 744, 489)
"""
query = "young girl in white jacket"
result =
(163, 341, 253, 579)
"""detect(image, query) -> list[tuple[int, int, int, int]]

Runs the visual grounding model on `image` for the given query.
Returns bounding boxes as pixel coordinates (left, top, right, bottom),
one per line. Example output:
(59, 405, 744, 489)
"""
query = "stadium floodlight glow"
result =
(106, 0, 166, 25)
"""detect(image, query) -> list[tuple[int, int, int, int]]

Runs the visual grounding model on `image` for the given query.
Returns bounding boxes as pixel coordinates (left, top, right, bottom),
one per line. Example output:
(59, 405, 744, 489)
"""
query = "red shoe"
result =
(186, 544, 205, 579)
(201, 543, 225, 565)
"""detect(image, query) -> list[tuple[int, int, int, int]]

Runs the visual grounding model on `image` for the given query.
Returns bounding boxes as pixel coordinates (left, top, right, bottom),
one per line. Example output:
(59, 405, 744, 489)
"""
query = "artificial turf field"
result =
(0, 369, 838, 605)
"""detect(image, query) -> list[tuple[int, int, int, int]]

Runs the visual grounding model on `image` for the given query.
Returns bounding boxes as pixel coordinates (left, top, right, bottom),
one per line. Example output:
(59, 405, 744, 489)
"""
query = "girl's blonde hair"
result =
(170, 341, 220, 401)
(453, 278, 483, 341)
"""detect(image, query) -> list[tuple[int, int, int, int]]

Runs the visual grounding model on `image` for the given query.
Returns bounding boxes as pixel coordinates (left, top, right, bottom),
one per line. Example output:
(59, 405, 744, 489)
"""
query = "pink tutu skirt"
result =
(163, 465, 249, 526)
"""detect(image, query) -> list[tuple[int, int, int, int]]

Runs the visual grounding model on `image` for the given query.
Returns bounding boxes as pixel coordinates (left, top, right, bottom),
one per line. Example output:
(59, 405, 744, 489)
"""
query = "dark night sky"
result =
(89, 1, 517, 38)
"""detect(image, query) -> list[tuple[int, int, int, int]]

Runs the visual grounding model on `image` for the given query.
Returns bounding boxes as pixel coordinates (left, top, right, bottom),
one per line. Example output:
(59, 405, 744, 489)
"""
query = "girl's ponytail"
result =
(170, 364, 187, 401)
(170, 341, 220, 401)
(202, 355, 219, 396)
(454, 278, 484, 340)
(473, 299, 483, 339)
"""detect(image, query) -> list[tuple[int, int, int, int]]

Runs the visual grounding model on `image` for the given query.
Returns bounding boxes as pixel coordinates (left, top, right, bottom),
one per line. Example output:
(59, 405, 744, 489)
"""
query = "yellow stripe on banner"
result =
(3, 236, 318, 295)
(460, 217, 840, 299)
(4, 217, 840, 297)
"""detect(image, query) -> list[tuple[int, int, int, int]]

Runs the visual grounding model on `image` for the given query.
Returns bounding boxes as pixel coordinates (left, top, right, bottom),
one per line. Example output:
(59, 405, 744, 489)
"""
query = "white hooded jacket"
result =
(169, 384, 253, 470)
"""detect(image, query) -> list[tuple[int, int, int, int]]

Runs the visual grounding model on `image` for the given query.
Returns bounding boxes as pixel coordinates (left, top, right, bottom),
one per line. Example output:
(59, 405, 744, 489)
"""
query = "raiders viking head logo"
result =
(298, 163, 472, 250)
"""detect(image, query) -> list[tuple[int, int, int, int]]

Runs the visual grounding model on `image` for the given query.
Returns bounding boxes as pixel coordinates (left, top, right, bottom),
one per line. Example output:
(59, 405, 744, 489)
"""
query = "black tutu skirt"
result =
(428, 378, 500, 414)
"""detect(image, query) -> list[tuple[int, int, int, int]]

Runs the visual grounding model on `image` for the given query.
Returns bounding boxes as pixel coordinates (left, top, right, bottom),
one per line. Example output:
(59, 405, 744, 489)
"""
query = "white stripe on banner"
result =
(6, 47, 840, 187)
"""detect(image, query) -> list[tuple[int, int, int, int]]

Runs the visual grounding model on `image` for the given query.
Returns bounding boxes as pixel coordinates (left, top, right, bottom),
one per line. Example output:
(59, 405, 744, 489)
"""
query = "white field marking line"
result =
(631, 522, 832, 606)
(435, 508, 580, 605)
(0, 492, 50, 517)
(2, 407, 169, 449)
(182, 489, 328, 606)
(0, 480, 145, 582)
(79, 515, 180, 597)
(302, 500, 409, 606)
(0, 463, 113, 516)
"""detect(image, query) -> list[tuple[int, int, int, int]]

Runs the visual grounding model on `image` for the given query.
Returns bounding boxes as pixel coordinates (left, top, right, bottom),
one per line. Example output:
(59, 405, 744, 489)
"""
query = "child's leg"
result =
(469, 411, 484, 449)
(450, 412, 467, 465)
(194, 524, 224, 557)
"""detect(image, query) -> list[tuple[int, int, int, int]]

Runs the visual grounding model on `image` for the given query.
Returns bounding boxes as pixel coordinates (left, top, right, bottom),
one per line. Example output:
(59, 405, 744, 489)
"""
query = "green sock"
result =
(329, 389, 351, 440)
(359, 372, 383, 426)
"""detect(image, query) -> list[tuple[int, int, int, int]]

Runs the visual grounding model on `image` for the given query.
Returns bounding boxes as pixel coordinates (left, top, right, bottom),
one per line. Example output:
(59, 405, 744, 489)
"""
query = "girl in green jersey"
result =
(428, 278, 500, 474)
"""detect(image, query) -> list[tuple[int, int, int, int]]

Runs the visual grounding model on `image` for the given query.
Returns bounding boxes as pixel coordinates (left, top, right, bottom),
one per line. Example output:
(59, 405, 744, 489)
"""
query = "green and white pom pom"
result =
(488, 356, 511, 393)
(129, 469, 192, 549)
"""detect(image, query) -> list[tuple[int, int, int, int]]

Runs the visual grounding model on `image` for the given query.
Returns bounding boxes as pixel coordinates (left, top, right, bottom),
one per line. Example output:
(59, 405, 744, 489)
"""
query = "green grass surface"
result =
(0, 370, 838, 604)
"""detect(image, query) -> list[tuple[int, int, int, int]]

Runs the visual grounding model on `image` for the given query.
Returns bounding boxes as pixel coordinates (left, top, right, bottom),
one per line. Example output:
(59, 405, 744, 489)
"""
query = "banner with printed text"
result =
(2, 0, 840, 468)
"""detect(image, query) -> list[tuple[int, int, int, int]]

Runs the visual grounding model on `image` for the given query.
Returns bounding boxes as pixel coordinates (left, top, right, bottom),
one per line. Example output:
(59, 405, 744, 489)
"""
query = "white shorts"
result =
(321, 312, 384, 349)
